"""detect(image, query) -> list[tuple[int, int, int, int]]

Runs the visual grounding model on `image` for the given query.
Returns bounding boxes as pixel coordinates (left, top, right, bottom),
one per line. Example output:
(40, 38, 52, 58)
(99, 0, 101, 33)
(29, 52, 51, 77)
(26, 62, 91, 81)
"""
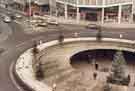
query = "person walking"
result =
(95, 63, 99, 70)
(52, 83, 56, 91)
(93, 72, 97, 80)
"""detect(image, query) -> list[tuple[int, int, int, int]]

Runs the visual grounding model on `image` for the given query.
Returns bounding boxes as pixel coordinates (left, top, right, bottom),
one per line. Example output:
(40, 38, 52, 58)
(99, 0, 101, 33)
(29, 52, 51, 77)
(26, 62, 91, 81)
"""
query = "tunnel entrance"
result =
(70, 49, 135, 70)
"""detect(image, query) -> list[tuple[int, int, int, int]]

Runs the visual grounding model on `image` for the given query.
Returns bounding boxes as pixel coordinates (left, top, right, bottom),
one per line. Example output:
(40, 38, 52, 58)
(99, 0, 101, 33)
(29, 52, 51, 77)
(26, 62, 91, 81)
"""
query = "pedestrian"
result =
(93, 72, 97, 80)
(92, 58, 96, 65)
(95, 63, 99, 70)
(74, 32, 78, 37)
(134, 82, 135, 86)
(127, 74, 130, 85)
(58, 34, 64, 45)
(52, 83, 56, 91)
(39, 40, 42, 44)
(120, 34, 123, 39)
(87, 55, 91, 64)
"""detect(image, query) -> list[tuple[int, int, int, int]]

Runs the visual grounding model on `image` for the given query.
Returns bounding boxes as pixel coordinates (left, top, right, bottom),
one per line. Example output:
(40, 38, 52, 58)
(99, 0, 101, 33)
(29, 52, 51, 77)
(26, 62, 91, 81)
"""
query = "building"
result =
(0, 0, 14, 8)
(2, 0, 134, 23)
(56, 0, 134, 23)
(6, 0, 50, 15)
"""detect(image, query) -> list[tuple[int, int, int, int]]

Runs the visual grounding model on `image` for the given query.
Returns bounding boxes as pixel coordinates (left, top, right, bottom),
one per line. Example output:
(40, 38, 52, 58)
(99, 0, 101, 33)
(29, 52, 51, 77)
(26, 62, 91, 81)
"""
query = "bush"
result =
(107, 75, 130, 86)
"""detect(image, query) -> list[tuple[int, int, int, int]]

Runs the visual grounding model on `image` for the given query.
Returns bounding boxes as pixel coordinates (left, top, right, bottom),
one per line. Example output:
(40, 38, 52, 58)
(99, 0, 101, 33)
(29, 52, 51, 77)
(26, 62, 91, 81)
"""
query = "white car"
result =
(47, 18, 58, 25)
(15, 14, 22, 19)
(36, 22, 47, 27)
(4, 16, 11, 23)
(86, 23, 100, 29)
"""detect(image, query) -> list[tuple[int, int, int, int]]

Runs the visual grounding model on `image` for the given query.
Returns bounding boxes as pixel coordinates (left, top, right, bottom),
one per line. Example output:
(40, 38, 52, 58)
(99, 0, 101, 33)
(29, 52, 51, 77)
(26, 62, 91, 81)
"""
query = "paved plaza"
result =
(37, 41, 135, 91)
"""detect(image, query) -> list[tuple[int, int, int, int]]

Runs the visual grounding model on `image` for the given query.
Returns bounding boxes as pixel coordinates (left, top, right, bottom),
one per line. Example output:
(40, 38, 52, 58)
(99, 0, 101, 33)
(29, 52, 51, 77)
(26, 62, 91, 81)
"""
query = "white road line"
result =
(104, 31, 127, 35)
(15, 36, 44, 48)
(9, 61, 24, 91)
(14, 20, 21, 25)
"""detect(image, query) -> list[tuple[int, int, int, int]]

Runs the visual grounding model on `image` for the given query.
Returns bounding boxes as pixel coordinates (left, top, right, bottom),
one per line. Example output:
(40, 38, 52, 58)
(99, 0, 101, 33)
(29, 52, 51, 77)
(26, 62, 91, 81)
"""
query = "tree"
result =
(107, 50, 129, 85)
(111, 51, 126, 79)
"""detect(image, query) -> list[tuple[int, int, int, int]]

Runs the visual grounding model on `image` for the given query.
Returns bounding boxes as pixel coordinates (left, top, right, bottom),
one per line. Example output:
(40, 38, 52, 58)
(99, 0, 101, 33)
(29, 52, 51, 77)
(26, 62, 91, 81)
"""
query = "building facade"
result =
(56, 0, 134, 23)
(1, 0, 134, 23)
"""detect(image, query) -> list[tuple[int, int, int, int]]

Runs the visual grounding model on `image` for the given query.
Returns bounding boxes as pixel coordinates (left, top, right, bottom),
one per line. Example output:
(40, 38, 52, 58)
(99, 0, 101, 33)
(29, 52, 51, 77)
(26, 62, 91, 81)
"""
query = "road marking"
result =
(15, 36, 44, 48)
(14, 20, 22, 25)
(104, 31, 126, 35)
(9, 61, 24, 91)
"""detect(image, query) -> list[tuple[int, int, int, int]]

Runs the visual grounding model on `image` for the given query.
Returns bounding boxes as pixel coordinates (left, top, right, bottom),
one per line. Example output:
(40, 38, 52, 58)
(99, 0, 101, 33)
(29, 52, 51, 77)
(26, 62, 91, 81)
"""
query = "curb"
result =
(12, 58, 35, 91)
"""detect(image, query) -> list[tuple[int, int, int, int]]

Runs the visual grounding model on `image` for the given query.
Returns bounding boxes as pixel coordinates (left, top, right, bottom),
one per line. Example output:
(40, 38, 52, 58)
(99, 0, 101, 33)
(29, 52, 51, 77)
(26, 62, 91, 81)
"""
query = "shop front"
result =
(56, 2, 65, 17)
(104, 6, 118, 23)
(79, 8, 102, 22)
(67, 5, 77, 19)
(121, 4, 132, 23)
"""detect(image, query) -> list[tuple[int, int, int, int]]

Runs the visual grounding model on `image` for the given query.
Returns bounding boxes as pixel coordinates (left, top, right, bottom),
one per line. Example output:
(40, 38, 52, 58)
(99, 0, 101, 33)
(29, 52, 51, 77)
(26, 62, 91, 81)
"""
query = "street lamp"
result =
(119, 33, 123, 51)
(28, 0, 32, 17)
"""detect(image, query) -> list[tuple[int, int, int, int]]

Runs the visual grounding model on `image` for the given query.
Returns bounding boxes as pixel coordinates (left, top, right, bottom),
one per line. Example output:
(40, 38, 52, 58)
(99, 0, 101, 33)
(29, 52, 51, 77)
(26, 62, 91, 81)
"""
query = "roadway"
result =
(1, 12, 135, 91)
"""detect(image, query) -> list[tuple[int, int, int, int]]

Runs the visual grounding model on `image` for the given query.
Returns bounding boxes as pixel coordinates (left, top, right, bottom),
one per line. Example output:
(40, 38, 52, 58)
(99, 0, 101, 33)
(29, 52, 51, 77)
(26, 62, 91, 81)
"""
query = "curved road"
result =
(1, 16, 135, 91)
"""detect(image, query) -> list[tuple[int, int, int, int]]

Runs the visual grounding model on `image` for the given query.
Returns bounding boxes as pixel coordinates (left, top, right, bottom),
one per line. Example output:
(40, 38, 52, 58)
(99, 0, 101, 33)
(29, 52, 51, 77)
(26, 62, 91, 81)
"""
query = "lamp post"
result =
(28, 0, 32, 17)
(28, 0, 33, 32)
(119, 34, 123, 51)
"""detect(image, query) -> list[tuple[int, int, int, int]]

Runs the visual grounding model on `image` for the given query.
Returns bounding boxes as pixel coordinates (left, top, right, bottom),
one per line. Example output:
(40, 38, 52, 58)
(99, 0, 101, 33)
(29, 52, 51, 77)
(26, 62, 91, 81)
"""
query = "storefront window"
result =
(104, 6, 118, 22)
(56, 3, 65, 17)
(122, 4, 132, 23)
(67, 5, 77, 19)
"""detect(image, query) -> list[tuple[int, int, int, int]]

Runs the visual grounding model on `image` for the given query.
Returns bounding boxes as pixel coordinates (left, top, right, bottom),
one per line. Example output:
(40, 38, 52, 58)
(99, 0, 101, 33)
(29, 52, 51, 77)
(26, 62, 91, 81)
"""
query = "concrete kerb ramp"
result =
(14, 37, 135, 91)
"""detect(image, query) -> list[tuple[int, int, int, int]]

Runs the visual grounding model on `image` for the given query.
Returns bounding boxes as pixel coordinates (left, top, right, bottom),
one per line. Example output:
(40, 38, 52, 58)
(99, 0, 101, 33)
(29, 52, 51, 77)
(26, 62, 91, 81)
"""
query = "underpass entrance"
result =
(70, 49, 135, 70)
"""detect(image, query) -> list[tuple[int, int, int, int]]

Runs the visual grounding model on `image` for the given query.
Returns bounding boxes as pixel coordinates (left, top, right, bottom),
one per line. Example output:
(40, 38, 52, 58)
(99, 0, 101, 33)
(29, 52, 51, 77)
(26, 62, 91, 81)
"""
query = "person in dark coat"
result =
(93, 72, 97, 80)
(95, 63, 99, 70)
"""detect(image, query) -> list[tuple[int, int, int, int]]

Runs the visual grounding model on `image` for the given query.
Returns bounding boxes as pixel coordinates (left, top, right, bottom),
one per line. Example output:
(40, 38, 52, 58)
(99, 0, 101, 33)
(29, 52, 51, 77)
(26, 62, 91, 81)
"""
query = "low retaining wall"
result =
(15, 37, 135, 91)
